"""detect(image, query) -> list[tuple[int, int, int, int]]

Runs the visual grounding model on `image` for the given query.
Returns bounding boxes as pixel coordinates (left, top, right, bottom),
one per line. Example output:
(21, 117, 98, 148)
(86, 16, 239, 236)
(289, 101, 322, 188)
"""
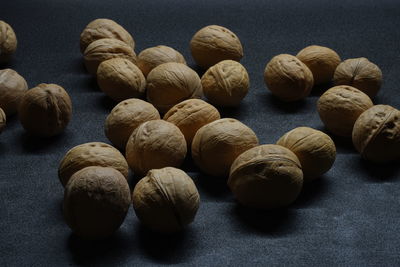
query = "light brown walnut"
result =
(0, 107, 5, 134)
(0, 69, 28, 115)
(0, 21, 17, 63)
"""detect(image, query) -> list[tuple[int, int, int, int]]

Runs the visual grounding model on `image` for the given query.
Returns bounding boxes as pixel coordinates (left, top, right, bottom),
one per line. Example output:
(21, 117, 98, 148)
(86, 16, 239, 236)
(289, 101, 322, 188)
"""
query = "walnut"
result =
(0, 21, 17, 63)
(0, 69, 28, 115)
(0, 107, 5, 134)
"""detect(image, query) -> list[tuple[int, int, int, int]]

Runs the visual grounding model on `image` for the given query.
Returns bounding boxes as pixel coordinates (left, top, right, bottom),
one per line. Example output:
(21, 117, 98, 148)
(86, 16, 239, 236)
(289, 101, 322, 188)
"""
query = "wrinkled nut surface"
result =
(352, 105, 400, 163)
(126, 120, 187, 176)
(146, 62, 202, 113)
(190, 25, 243, 69)
(18, 83, 72, 137)
(201, 60, 249, 107)
(192, 118, 259, 177)
(317, 85, 373, 137)
(0, 69, 28, 115)
(296, 45, 341, 85)
(80, 18, 135, 53)
(228, 144, 303, 209)
(105, 98, 160, 150)
(163, 99, 220, 146)
(276, 127, 336, 181)
(333, 57, 382, 98)
(0, 21, 17, 62)
(264, 54, 314, 102)
(97, 58, 146, 102)
(0, 107, 5, 134)
(132, 167, 200, 233)
(137, 45, 186, 77)
(58, 142, 129, 187)
(63, 166, 131, 239)
(83, 38, 137, 75)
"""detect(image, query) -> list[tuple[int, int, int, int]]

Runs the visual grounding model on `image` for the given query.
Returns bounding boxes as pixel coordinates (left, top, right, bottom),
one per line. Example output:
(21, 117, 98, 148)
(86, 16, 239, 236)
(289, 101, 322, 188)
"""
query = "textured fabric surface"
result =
(1, 0, 400, 266)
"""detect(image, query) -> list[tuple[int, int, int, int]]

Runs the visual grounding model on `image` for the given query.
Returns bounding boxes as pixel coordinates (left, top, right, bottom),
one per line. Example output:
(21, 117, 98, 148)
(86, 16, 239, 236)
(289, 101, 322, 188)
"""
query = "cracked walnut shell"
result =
(0, 107, 5, 134)
(0, 21, 17, 62)
(0, 69, 28, 115)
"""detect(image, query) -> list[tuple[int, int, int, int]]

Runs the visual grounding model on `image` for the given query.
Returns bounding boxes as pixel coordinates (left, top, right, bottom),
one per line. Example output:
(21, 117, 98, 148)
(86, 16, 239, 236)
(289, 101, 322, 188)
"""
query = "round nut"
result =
(190, 25, 243, 69)
(58, 142, 129, 187)
(105, 98, 160, 150)
(0, 21, 17, 62)
(276, 127, 336, 181)
(201, 60, 249, 107)
(18, 83, 72, 137)
(296, 45, 341, 85)
(0, 69, 28, 115)
(0, 107, 6, 134)
(125, 120, 187, 176)
(132, 167, 200, 233)
(264, 54, 314, 102)
(352, 105, 400, 163)
(333, 57, 382, 98)
(228, 144, 303, 209)
(163, 99, 220, 146)
(317, 85, 373, 137)
(191, 118, 259, 177)
(63, 166, 131, 239)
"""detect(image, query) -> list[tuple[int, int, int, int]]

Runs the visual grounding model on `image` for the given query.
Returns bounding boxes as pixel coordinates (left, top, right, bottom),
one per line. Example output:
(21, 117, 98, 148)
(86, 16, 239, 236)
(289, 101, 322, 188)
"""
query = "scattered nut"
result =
(0, 69, 28, 115)
(0, 21, 17, 62)
(0, 107, 6, 134)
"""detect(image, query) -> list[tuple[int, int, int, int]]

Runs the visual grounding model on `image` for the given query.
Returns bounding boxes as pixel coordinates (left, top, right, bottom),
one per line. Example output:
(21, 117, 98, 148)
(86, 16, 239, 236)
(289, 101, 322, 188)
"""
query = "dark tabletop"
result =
(1, 0, 400, 266)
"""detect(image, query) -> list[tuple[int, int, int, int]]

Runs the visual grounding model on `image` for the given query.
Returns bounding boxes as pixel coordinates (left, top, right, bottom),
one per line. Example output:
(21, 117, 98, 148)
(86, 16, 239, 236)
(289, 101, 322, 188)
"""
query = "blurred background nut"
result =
(191, 118, 259, 177)
(58, 142, 129, 187)
(333, 57, 382, 98)
(0, 107, 5, 134)
(201, 60, 249, 107)
(317, 85, 373, 137)
(190, 25, 243, 69)
(18, 83, 72, 137)
(0, 69, 28, 115)
(352, 105, 400, 163)
(276, 127, 336, 181)
(105, 98, 160, 150)
(0, 21, 17, 62)
(132, 167, 200, 233)
(264, 54, 314, 102)
(296, 45, 341, 85)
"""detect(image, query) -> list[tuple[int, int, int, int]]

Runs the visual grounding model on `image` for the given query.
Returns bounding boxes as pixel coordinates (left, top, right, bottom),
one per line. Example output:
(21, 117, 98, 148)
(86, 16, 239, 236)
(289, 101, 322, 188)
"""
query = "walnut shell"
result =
(63, 166, 131, 239)
(79, 18, 135, 53)
(190, 25, 243, 69)
(276, 127, 336, 181)
(137, 45, 186, 77)
(125, 120, 187, 176)
(333, 57, 382, 98)
(201, 60, 249, 107)
(18, 83, 72, 137)
(296, 45, 341, 85)
(0, 21, 17, 63)
(191, 118, 259, 177)
(0, 107, 6, 134)
(317, 85, 373, 137)
(58, 142, 129, 187)
(163, 99, 221, 146)
(352, 105, 400, 163)
(146, 62, 202, 113)
(132, 167, 200, 233)
(83, 38, 137, 75)
(264, 54, 314, 102)
(228, 144, 303, 209)
(97, 58, 146, 102)
(105, 98, 160, 150)
(0, 69, 28, 115)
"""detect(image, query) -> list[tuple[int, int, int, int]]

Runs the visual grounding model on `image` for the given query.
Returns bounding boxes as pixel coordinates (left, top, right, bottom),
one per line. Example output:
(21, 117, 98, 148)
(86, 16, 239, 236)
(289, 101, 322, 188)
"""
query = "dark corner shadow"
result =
(323, 131, 356, 154)
(263, 93, 307, 113)
(191, 172, 231, 199)
(19, 130, 71, 153)
(219, 105, 246, 119)
(357, 158, 400, 182)
(99, 95, 118, 112)
(293, 176, 330, 208)
(309, 81, 334, 97)
(189, 63, 206, 77)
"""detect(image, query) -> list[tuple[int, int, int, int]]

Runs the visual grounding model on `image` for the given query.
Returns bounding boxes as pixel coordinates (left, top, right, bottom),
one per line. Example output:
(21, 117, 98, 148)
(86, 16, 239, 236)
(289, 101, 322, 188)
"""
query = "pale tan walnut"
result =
(352, 105, 400, 163)
(0, 107, 5, 134)
(105, 98, 160, 150)
(83, 38, 137, 75)
(97, 58, 146, 102)
(228, 144, 303, 210)
(191, 118, 259, 177)
(132, 167, 200, 233)
(80, 18, 135, 53)
(58, 142, 129, 187)
(18, 83, 72, 137)
(125, 120, 187, 177)
(190, 25, 243, 69)
(264, 54, 314, 102)
(0, 69, 28, 115)
(296, 45, 341, 85)
(146, 62, 202, 113)
(201, 60, 249, 107)
(63, 166, 131, 239)
(276, 127, 336, 181)
(163, 99, 220, 146)
(137, 45, 186, 77)
(0, 21, 17, 63)
(317, 85, 373, 137)
(333, 57, 382, 98)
